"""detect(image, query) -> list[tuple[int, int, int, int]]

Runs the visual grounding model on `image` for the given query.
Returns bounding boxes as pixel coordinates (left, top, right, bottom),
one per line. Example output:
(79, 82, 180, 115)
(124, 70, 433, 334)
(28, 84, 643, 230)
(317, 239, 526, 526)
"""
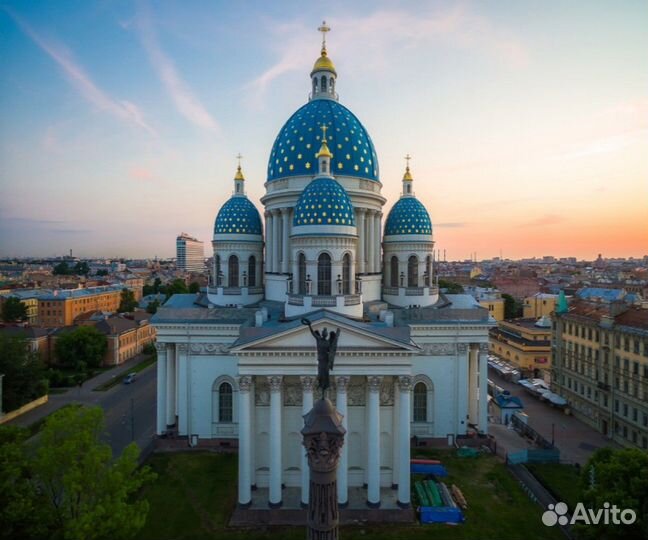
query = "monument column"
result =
(357, 209, 366, 273)
(238, 376, 253, 507)
(165, 345, 176, 426)
(366, 375, 383, 507)
(300, 376, 316, 507)
(335, 376, 350, 507)
(155, 343, 167, 435)
(281, 207, 290, 274)
(268, 375, 283, 508)
(397, 376, 412, 507)
(479, 343, 489, 433)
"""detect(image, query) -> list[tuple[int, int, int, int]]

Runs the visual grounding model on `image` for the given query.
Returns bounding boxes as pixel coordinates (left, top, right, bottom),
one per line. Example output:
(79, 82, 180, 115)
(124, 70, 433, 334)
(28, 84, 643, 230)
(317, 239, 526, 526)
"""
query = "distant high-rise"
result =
(176, 233, 204, 273)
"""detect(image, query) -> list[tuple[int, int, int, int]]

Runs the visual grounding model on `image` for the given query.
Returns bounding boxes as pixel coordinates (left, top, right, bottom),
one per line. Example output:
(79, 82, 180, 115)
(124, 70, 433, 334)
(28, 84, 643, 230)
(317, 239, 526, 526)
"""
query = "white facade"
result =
(153, 31, 493, 511)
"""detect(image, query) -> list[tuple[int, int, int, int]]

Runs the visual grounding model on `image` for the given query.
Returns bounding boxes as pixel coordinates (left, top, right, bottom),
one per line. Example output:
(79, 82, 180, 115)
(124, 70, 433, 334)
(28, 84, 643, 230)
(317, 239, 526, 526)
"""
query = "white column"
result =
(374, 213, 382, 272)
(176, 343, 190, 436)
(238, 376, 253, 507)
(397, 376, 412, 507)
(155, 343, 167, 435)
(281, 208, 290, 274)
(367, 211, 374, 273)
(392, 379, 400, 488)
(265, 211, 273, 273)
(336, 376, 350, 507)
(272, 210, 281, 273)
(366, 375, 382, 507)
(166, 347, 176, 426)
(456, 343, 469, 435)
(357, 209, 366, 274)
(469, 345, 479, 425)
(300, 376, 315, 507)
(268, 376, 283, 508)
(478, 343, 489, 433)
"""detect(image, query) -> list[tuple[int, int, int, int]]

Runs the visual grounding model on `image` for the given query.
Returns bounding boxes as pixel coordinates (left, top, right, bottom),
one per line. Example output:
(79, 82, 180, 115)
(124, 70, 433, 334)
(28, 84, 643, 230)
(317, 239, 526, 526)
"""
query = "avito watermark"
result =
(542, 501, 637, 527)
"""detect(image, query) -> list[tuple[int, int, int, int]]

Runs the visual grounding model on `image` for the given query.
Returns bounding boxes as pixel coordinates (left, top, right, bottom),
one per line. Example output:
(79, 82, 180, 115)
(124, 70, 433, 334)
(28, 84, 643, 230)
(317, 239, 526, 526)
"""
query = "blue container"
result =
(410, 463, 448, 476)
(420, 506, 464, 524)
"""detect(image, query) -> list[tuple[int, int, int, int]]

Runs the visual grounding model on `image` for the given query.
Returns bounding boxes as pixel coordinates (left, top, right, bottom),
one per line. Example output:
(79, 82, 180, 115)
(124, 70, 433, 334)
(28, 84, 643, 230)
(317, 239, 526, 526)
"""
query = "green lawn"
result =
(526, 463, 582, 509)
(135, 450, 563, 540)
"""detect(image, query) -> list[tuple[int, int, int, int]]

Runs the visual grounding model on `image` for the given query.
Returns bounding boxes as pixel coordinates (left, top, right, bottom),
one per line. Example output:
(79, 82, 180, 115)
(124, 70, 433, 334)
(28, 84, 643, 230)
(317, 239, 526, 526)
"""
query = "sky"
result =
(1, 0, 647, 260)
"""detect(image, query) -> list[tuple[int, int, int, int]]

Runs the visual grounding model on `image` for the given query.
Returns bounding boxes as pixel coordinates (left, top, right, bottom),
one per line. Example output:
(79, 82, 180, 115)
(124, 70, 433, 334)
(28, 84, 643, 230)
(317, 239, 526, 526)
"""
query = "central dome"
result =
(267, 99, 379, 182)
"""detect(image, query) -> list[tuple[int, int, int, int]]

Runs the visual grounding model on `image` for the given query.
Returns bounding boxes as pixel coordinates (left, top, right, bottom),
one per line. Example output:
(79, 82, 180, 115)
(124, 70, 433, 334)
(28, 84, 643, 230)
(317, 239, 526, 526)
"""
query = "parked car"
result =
(123, 372, 137, 384)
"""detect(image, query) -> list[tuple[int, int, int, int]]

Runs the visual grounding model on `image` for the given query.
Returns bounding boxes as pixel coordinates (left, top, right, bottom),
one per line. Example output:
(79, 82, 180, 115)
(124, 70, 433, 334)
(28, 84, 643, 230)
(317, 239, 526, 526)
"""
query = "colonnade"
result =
(236, 374, 413, 509)
(264, 207, 383, 275)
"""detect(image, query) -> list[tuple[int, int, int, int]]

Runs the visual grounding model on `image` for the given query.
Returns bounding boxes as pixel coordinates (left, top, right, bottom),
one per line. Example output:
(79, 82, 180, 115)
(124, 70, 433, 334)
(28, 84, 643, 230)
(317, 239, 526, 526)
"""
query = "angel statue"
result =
(302, 318, 341, 398)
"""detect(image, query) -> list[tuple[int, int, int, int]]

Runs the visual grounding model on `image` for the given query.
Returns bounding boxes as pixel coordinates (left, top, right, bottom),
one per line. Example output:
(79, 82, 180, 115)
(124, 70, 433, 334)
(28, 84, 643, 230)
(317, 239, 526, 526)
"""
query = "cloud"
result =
(135, 1, 220, 134)
(521, 214, 565, 227)
(6, 8, 157, 136)
(129, 165, 154, 182)
(246, 6, 528, 106)
(435, 222, 467, 228)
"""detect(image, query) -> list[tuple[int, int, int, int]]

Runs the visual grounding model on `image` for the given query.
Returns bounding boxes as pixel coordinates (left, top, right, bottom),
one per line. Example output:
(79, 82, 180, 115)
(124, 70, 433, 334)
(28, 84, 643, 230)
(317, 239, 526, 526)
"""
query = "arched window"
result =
(413, 382, 427, 422)
(248, 256, 256, 287)
(390, 256, 399, 287)
(321, 75, 327, 91)
(330, 78, 335, 93)
(215, 255, 221, 286)
(317, 253, 331, 295)
(219, 382, 233, 422)
(312, 78, 317, 95)
(298, 253, 307, 294)
(425, 255, 432, 286)
(408, 255, 418, 287)
(228, 255, 239, 287)
(342, 253, 351, 294)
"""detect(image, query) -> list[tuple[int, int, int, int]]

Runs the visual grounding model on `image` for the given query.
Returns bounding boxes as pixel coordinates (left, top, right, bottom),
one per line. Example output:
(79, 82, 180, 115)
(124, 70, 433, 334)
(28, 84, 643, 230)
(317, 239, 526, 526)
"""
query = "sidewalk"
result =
(7, 354, 151, 428)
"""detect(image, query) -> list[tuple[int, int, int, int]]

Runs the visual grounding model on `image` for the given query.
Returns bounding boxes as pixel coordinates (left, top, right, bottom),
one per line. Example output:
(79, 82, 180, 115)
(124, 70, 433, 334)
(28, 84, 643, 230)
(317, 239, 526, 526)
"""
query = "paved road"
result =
(489, 367, 619, 464)
(8, 355, 157, 457)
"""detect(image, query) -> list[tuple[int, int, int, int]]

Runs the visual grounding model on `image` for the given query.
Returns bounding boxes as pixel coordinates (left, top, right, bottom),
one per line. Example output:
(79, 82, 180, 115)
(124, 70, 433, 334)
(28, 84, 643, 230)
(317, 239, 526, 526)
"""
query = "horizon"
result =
(1, 1, 647, 259)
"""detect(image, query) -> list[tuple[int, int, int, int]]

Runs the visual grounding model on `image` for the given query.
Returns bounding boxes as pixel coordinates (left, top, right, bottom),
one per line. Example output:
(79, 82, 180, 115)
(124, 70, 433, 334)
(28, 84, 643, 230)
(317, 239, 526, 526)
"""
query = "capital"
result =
(479, 343, 490, 353)
(239, 376, 253, 392)
(367, 375, 383, 392)
(398, 375, 413, 392)
(154, 342, 167, 352)
(335, 375, 350, 393)
(177, 343, 189, 353)
(267, 375, 283, 392)
(456, 343, 468, 354)
(300, 375, 316, 392)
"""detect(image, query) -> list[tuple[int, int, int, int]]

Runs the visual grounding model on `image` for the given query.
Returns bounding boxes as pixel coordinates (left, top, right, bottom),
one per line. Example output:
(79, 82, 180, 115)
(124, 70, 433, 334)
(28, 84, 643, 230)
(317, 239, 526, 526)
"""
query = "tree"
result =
(0, 426, 52, 539)
(53, 262, 72, 275)
(32, 406, 155, 540)
(502, 293, 522, 319)
(1, 297, 28, 322)
(54, 326, 107, 369)
(188, 282, 200, 294)
(145, 300, 160, 314)
(576, 447, 648, 540)
(118, 288, 137, 313)
(0, 335, 48, 411)
(438, 279, 464, 294)
(164, 278, 188, 299)
(95, 269, 108, 277)
(73, 261, 90, 276)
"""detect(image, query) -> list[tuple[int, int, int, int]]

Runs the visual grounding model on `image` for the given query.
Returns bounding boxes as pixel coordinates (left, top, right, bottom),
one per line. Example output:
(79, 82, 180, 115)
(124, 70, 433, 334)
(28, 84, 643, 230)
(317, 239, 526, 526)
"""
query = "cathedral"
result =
(153, 25, 493, 511)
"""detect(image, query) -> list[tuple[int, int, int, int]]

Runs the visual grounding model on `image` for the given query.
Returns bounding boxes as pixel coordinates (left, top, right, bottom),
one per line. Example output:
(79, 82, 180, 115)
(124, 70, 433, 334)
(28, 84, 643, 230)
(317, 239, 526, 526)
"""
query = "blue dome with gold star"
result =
(384, 197, 432, 236)
(214, 196, 262, 235)
(293, 177, 356, 228)
(267, 99, 379, 182)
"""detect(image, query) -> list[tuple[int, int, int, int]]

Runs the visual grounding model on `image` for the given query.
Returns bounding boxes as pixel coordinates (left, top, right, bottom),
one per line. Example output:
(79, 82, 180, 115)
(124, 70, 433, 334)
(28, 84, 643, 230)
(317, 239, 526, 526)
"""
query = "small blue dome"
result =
(384, 197, 432, 236)
(214, 196, 262, 235)
(293, 177, 356, 227)
(268, 99, 379, 182)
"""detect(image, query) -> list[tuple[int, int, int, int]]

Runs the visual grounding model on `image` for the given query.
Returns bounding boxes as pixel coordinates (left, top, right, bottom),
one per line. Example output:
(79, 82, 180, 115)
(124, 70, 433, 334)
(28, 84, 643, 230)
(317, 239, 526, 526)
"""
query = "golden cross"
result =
(321, 124, 328, 141)
(317, 20, 331, 50)
(236, 153, 243, 167)
(404, 153, 411, 168)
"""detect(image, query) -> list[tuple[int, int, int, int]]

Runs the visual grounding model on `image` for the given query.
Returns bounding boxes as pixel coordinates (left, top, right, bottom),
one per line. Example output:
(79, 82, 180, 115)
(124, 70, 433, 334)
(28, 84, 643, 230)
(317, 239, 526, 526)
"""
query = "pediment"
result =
(231, 314, 418, 354)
